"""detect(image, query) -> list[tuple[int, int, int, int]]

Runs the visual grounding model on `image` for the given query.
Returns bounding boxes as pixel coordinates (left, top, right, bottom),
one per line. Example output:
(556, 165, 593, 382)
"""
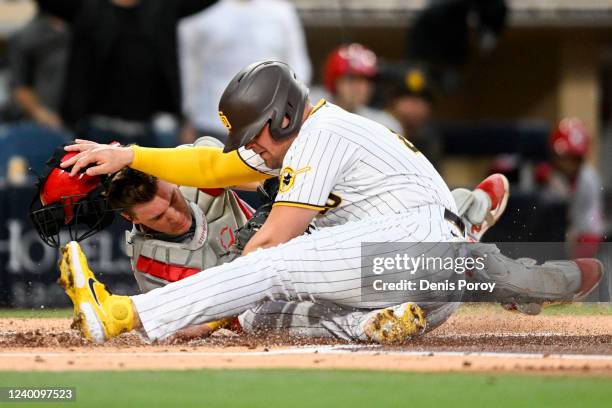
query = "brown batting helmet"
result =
(218, 61, 309, 153)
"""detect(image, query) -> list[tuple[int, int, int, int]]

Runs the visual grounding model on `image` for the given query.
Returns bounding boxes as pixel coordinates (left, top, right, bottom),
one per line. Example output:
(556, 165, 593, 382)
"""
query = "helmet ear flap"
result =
(269, 79, 308, 141)
(269, 111, 287, 140)
(269, 112, 298, 140)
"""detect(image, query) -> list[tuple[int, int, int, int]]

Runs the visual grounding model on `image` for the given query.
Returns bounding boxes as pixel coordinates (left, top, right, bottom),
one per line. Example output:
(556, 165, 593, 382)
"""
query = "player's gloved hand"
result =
(230, 178, 279, 253)
(232, 202, 272, 253)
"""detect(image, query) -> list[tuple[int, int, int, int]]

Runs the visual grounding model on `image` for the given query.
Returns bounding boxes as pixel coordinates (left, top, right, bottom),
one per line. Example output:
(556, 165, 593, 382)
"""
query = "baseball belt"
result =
(444, 208, 465, 236)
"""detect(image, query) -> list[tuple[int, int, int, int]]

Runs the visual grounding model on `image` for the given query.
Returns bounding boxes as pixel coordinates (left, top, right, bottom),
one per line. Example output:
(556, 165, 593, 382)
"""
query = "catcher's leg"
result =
(240, 301, 361, 340)
(240, 301, 458, 342)
(242, 301, 430, 344)
(467, 243, 604, 305)
(453, 174, 543, 314)
(454, 174, 604, 314)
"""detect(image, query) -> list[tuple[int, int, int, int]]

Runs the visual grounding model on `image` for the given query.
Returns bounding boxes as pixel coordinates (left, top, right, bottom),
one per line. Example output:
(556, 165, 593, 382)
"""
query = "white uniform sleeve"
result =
(238, 147, 279, 176)
(274, 131, 355, 210)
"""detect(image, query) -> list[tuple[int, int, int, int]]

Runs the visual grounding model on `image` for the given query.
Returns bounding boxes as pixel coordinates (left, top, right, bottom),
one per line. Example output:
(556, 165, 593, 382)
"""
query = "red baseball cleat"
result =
(573, 258, 604, 301)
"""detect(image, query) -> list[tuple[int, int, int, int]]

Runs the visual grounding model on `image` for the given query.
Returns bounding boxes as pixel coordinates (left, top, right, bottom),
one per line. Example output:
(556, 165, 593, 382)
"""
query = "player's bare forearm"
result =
(242, 205, 317, 255)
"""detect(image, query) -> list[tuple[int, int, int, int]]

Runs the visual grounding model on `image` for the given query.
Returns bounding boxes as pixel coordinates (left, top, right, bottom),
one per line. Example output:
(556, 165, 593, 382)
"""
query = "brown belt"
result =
(444, 208, 465, 236)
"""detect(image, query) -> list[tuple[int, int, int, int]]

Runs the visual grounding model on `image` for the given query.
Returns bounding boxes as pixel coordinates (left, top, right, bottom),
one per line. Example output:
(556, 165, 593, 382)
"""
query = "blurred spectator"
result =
(384, 65, 442, 168)
(535, 118, 605, 257)
(8, 1, 69, 130)
(178, 0, 311, 143)
(489, 153, 521, 185)
(0, 55, 9, 118)
(38, 0, 217, 147)
(322, 43, 400, 132)
(407, 0, 507, 92)
(0, 1, 71, 180)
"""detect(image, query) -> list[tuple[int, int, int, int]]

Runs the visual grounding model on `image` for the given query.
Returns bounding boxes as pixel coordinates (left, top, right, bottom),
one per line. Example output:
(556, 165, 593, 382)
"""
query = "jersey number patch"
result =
(320, 193, 342, 215)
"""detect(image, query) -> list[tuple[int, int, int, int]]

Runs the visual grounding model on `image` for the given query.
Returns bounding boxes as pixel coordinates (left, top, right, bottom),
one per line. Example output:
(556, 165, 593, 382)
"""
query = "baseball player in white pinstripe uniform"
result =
(58, 61, 603, 344)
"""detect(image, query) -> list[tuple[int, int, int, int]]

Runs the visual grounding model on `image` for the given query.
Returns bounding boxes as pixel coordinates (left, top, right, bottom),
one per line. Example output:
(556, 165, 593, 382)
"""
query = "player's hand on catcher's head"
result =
(61, 139, 135, 177)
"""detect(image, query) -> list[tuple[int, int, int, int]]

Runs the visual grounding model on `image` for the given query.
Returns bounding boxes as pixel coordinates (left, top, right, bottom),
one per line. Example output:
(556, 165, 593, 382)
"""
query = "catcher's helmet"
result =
(549, 117, 590, 157)
(29, 146, 116, 248)
(323, 43, 378, 94)
(219, 61, 309, 153)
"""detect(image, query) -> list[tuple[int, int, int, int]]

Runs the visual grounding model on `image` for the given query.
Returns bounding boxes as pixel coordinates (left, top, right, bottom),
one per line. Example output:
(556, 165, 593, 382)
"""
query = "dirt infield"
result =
(1, 306, 611, 375)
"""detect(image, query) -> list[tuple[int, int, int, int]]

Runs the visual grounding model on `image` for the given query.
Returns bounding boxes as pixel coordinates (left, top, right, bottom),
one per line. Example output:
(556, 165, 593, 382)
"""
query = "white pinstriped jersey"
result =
(237, 100, 455, 228)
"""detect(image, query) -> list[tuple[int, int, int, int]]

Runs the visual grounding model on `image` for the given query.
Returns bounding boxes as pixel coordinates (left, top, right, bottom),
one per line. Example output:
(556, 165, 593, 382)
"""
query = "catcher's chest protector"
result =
(126, 188, 251, 292)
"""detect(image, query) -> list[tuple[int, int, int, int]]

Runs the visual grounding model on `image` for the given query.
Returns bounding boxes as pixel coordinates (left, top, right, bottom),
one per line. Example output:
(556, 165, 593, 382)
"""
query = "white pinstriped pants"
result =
(132, 205, 458, 341)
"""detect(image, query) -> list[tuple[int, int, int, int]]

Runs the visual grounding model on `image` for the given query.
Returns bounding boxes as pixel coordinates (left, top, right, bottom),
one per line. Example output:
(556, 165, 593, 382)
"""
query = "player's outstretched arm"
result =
(62, 140, 271, 188)
(130, 145, 270, 188)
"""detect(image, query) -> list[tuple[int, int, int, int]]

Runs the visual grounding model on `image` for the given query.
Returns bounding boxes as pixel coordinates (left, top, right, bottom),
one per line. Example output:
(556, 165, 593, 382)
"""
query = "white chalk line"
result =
(1, 345, 612, 361)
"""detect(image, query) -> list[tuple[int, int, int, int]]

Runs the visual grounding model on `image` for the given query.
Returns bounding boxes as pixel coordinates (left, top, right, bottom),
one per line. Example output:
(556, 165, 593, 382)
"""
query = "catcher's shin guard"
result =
(361, 303, 426, 344)
(59, 241, 134, 343)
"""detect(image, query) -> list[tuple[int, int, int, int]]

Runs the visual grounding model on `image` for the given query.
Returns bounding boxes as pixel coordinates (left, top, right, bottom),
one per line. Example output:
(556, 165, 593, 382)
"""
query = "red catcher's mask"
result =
(29, 145, 116, 248)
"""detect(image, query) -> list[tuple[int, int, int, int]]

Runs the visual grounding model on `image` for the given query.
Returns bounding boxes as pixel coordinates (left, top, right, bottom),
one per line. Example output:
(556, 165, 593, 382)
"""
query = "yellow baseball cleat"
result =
(58, 241, 134, 344)
(362, 302, 426, 344)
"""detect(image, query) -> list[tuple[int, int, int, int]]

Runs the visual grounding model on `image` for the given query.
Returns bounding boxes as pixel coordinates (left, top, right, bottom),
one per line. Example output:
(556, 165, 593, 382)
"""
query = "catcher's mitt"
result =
(232, 178, 279, 252)
(231, 178, 316, 253)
